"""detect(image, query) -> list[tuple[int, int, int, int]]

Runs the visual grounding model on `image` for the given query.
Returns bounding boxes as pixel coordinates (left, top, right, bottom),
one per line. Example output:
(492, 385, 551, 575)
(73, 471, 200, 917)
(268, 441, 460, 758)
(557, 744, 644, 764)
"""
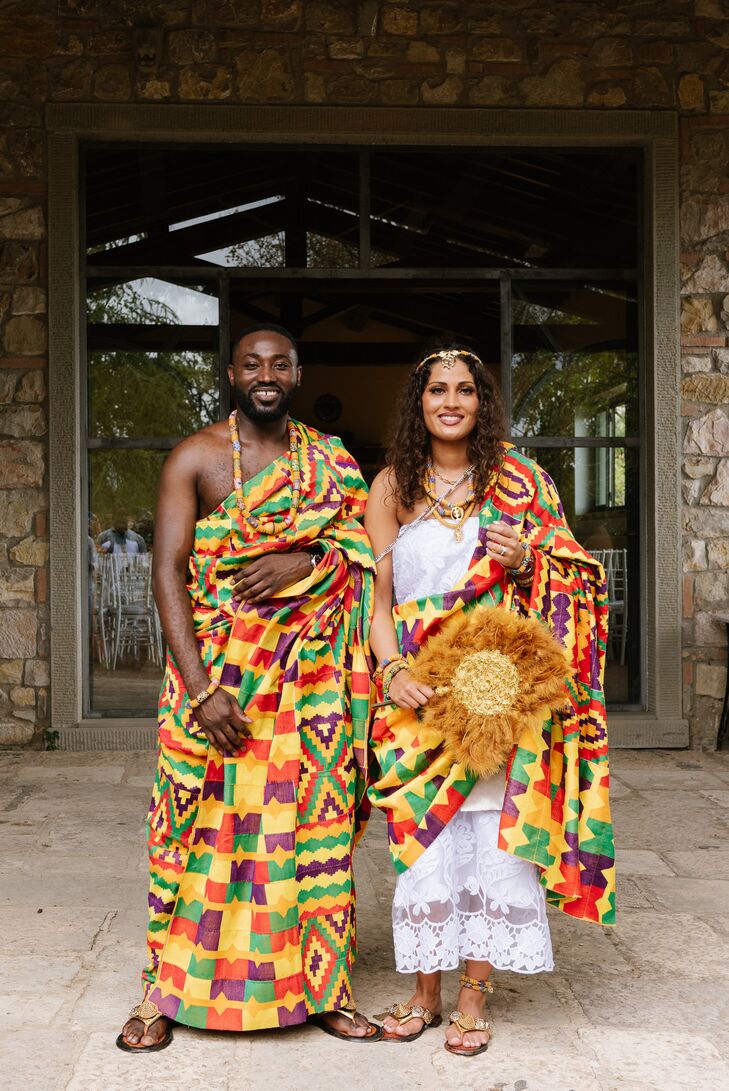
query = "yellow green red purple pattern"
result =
(144, 423, 375, 1031)
(368, 446, 615, 926)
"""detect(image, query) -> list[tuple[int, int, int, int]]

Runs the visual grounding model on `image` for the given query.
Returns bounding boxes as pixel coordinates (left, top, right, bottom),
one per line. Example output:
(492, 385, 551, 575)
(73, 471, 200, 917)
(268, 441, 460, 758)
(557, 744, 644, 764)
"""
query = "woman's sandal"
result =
(443, 974, 494, 1058)
(376, 1002, 443, 1043)
(115, 999, 174, 1053)
(309, 1005, 383, 1042)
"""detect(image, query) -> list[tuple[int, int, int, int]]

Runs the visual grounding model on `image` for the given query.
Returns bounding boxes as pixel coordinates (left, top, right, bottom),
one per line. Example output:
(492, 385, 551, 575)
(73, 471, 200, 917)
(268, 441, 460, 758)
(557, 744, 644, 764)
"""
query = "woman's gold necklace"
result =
(425, 461, 476, 541)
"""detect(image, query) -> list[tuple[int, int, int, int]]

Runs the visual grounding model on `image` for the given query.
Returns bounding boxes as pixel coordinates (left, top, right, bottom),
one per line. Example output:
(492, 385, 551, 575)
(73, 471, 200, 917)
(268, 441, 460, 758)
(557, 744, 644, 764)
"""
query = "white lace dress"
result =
(391, 518, 554, 975)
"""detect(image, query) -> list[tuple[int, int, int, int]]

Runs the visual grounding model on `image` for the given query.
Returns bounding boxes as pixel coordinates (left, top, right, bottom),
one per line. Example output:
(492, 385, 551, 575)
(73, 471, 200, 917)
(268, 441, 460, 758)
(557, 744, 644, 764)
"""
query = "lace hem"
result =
(391, 810, 554, 976)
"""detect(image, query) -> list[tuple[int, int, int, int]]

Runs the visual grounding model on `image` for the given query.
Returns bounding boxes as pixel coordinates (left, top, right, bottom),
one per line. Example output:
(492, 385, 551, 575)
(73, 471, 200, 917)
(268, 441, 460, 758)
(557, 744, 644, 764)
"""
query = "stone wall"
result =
(0, 0, 728, 746)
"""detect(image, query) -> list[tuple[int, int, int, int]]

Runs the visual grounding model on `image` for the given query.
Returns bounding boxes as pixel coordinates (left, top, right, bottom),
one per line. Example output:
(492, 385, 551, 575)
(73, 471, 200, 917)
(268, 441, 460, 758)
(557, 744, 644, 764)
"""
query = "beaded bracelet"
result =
(509, 541, 532, 576)
(382, 661, 408, 700)
(374, 653, 405, 682)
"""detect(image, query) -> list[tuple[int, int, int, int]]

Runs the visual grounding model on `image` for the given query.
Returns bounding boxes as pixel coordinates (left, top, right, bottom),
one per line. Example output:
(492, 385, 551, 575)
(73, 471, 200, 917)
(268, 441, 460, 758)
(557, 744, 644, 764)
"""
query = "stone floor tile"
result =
(0, 906, 112, 955)
(568, 972, 729, 1035)
(1, 1028, 84, 1091)
(612, 791, 729, 850)
(546, 910, 630, 974)
(615, 765, 727, 791)
(699, 788, 729, 808)
(612, 909, 729, 978)
(66, 1027, 239, 1091)
(616, 874, 655, 908)
(664, 848, 729, 879)
(578, 1027, 729, 1090)
(432, 1025, 602, 1091)
(639, 876, 729, 915)
(616, 849, 675, 876)
(11, 761, 126, 785)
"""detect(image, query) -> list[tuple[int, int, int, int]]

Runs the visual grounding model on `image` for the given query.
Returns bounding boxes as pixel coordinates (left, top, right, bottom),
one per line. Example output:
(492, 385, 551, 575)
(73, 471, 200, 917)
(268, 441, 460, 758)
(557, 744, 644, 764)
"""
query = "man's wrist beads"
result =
(374, 655, 408, 700)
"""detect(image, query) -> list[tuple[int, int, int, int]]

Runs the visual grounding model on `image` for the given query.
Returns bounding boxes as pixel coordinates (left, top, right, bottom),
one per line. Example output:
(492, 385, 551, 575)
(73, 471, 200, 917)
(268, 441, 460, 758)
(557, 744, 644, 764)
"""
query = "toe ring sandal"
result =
(309, 1005, 383, 1042)
(445, 1011, 491, 1058)
(115, 999, 173, 1053)
(376, 1002, 443, 1043)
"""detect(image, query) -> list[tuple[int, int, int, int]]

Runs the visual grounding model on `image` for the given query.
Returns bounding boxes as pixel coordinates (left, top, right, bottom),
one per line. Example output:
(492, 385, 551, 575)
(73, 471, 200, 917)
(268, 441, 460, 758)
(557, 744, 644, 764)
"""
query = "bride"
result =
(365, 345, 614, 1057)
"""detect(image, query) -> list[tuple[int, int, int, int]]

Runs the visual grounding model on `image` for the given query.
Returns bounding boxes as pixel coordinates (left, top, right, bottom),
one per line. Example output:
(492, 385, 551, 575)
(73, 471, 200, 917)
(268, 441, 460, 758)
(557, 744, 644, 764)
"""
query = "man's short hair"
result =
(231, 324, 298, 361)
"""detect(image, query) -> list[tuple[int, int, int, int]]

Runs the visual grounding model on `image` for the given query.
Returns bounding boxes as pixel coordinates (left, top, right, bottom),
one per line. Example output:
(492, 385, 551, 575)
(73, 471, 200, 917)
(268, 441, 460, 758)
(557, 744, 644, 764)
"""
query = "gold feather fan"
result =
(408, 606, 572, 778)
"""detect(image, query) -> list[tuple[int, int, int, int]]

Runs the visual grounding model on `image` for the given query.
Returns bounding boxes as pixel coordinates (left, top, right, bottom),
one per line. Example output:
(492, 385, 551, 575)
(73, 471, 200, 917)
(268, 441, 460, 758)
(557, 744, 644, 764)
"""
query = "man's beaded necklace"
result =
(228, 410, 302, 535)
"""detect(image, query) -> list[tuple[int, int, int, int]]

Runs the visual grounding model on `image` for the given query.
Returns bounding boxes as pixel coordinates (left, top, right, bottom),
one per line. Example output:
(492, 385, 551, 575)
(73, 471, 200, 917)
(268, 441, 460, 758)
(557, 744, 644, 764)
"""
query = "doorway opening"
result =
(83, 143, 641, 717)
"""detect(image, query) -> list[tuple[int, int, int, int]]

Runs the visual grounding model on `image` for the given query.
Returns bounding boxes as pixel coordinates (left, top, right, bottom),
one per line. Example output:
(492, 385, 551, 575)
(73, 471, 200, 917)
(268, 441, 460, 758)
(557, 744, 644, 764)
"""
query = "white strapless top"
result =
(392, 515, 506, 812)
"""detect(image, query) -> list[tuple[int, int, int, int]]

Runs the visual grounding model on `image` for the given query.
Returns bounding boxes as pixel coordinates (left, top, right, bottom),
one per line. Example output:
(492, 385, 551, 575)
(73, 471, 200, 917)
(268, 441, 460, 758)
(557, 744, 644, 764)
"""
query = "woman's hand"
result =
(485, 520, 525, 569)
(194, 689, 252, 756)
(387, 669, 435, 710)
(231, 552, 312, 604)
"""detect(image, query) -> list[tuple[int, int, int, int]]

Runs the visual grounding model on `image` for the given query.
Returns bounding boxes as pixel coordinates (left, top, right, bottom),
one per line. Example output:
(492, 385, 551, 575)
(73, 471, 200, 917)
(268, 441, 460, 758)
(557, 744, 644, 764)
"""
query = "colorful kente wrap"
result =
(368, 445, 615, 926)
(143, 422, 375, 1031)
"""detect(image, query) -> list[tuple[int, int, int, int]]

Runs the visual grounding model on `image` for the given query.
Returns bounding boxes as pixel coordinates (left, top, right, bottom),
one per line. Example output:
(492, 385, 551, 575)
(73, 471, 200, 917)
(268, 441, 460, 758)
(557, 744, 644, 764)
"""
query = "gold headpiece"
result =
(415, 348, 483, 373)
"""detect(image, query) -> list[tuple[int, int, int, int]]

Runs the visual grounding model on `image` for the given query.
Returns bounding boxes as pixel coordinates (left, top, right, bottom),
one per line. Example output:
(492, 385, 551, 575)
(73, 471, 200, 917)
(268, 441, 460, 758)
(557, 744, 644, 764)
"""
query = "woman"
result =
(365, 346, 614, 1058)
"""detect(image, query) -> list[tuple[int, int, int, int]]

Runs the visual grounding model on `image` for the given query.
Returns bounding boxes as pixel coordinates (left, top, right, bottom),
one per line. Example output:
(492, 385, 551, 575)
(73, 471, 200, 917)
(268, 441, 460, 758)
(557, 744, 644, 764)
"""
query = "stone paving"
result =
(2, 747, 729, 1091)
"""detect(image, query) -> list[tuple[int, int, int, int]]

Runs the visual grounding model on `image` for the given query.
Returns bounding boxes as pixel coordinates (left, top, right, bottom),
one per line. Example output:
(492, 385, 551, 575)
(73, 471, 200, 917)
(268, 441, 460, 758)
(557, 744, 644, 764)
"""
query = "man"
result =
(98, 511, 148, 555)
(118, 325, 379, 1050)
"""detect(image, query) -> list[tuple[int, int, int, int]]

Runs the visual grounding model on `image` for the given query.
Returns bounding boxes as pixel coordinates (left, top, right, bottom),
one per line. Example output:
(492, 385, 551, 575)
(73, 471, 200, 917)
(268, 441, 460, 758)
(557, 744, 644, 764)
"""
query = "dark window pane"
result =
(370, 150, 638, 270)
(511, 282, 638, 438)
(85, 146, 359, 270)
(520, 444, 640, 706)
(87, 450, 167, 716)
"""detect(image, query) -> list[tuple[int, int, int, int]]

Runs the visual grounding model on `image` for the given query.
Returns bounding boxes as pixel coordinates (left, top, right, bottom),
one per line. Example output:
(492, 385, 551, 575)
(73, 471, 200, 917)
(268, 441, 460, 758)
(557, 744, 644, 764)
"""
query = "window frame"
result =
(47, 104, 685, 747)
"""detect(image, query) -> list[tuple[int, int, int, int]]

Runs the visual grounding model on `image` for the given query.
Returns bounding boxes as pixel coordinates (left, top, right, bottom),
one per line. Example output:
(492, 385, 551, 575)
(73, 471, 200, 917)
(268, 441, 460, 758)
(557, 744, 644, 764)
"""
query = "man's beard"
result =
(235, 385, 294, 423)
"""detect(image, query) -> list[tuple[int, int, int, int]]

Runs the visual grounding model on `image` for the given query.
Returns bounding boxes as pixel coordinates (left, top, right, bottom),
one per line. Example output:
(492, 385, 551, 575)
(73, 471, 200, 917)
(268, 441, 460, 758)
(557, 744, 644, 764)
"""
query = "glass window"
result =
(84, 144, 641, 716)
(87, 450, 167, 716)
(511, 283, 639, 439)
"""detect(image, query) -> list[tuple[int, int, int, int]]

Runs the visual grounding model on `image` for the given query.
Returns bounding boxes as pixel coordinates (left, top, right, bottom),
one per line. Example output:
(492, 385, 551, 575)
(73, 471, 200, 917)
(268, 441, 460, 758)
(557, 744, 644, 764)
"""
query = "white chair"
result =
(590, 547, 628, 665)
(111, 554, 161, 669)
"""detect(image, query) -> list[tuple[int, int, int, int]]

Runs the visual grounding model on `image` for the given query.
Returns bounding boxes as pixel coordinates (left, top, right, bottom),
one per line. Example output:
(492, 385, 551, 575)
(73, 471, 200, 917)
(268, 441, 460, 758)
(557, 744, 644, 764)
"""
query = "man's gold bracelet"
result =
(189, 681, 219, 709)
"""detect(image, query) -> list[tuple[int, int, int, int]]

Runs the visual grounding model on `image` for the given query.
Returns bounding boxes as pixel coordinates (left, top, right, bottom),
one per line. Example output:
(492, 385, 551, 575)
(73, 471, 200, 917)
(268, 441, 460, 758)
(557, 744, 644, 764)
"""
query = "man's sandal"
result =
(444, 974, 493, 1058)
(116, 998, 173, 1053)
(376, 1002, 443, 1043)
(309, 1005, 383, 1042)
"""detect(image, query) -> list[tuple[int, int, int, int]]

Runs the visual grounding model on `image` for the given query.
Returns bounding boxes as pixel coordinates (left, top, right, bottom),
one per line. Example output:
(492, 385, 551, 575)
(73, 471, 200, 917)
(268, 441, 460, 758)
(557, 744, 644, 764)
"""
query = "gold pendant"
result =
(451, 505, 464, 522)
(455, 526, 463, 542)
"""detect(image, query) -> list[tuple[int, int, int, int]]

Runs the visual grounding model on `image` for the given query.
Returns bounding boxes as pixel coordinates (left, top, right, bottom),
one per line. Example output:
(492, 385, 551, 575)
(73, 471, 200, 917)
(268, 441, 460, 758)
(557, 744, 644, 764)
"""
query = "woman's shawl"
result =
(368, 445, 615, 925)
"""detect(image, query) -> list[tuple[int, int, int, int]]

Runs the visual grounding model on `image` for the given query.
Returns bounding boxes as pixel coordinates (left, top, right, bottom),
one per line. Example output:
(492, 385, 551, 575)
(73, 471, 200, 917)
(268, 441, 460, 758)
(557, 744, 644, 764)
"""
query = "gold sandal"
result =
(116, 998, 173, 1053)
(444, 974, 493, 1057)
(377, 1002, 443, 1042)
(309, 1005, 383, 1042)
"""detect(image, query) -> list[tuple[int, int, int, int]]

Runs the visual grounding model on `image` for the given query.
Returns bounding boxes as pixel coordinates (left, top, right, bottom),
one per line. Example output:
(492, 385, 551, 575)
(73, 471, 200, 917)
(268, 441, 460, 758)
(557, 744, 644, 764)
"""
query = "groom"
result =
(118, 325, 379, 1050)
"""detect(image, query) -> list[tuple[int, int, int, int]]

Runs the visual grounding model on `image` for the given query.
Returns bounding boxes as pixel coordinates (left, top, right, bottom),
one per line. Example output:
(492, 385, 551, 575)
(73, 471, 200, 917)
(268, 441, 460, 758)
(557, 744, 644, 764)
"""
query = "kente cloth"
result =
(368, 445, 615, 926)
(143, 423, 375, 1032)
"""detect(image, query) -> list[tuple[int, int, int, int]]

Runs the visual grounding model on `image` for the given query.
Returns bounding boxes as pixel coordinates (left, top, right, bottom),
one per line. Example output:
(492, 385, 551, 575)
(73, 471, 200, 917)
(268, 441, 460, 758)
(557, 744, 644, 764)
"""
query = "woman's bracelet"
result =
(509, 542, 535, 585)
(382, 661, 408, 700)
(373, 653, 405, 681)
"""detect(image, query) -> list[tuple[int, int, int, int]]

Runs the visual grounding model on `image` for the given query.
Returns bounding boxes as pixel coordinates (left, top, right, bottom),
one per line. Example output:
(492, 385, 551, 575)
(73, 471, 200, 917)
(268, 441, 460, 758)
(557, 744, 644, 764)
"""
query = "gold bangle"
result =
(189, 681, 219, 709)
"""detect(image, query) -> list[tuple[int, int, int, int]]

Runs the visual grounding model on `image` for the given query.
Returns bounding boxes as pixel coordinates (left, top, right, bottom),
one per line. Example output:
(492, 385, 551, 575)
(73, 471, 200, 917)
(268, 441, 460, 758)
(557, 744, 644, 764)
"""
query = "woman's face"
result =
(421, 359, 480, 444)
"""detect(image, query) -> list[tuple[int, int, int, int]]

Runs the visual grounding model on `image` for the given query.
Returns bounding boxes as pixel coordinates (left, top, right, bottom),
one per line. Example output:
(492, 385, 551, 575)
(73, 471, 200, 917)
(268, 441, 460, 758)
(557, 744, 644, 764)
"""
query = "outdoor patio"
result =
(2, 746, 729, 1091)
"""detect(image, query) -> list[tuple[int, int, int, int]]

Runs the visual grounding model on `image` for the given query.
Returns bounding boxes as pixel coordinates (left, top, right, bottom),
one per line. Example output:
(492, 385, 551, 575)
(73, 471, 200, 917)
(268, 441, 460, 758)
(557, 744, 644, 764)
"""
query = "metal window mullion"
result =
(500, 277, 512, 424)
(359, 149, 370, 270)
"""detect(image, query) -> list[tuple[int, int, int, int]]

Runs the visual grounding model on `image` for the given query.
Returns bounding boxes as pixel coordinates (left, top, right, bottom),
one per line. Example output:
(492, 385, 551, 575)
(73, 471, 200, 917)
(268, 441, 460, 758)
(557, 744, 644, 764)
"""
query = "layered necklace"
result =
(228, 409, 302, 535)
(424, 460, 476, 541)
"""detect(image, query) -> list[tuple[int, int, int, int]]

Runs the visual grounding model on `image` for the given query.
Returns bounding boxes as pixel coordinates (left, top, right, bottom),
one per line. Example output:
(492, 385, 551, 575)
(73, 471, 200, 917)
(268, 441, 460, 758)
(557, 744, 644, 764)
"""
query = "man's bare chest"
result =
(197, 445, 288, 518)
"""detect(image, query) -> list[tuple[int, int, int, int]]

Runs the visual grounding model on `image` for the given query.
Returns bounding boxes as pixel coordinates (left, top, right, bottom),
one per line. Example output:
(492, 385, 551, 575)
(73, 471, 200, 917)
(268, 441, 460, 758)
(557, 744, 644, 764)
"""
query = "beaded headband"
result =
(415, 348, 484, 373)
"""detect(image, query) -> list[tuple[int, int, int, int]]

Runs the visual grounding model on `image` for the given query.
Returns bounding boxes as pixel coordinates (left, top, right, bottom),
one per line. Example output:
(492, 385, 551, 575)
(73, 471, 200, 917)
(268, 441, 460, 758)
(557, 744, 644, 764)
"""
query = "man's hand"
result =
(194, 689, 252, 756)
(231, 552, 313, 604)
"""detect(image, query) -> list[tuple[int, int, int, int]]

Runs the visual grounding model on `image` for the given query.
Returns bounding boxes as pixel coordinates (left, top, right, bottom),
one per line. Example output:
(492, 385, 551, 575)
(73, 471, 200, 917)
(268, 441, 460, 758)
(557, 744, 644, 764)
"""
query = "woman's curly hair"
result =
(386, 342, 506, 509)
